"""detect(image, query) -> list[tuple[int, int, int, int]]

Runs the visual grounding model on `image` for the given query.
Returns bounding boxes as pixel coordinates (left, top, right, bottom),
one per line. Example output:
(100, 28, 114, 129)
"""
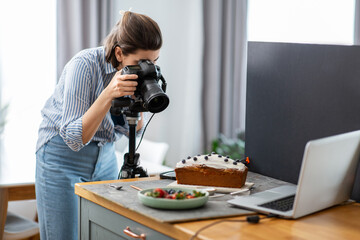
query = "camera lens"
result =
(147, 94, 169, 113)
(141, 79, 169, 113)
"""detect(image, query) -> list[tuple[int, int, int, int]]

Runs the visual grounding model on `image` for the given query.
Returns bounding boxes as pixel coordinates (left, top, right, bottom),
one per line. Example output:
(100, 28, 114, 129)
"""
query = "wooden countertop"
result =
(75, 176, 360, 240)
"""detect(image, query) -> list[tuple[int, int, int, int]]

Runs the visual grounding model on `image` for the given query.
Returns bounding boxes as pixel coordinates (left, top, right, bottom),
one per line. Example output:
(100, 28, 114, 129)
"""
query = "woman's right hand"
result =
(105, 71, 139, 100)
(81, 71, 138, 144)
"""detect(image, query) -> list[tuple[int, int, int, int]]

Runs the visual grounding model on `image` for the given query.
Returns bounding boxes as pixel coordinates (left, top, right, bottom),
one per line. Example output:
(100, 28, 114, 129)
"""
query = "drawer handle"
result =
(123, 226, 146, 240)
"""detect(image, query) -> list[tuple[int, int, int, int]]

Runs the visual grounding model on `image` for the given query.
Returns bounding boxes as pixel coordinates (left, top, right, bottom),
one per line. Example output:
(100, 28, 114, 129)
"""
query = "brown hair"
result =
(104, 11, 162, 68)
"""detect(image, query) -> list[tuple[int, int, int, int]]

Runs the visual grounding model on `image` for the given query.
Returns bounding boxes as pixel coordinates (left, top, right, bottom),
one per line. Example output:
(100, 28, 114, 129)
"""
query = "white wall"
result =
(113, 0, 204, 167)
(248, 0, 355, 44)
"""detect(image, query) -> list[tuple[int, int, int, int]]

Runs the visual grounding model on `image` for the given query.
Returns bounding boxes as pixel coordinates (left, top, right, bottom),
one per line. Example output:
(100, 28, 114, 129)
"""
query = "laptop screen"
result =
(245, 41, 360, 201)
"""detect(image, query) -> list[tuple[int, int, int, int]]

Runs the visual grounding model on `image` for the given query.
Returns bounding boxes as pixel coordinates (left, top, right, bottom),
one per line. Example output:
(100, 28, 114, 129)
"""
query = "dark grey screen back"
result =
(245, 41, 360, 201)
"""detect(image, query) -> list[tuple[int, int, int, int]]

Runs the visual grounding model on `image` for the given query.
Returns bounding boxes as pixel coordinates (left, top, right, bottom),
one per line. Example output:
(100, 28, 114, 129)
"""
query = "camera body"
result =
(111, 60, 169, 114)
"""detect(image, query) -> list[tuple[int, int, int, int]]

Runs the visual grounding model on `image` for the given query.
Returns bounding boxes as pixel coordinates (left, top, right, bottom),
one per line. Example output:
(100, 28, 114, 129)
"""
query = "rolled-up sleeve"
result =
(59, 59, 91, 151)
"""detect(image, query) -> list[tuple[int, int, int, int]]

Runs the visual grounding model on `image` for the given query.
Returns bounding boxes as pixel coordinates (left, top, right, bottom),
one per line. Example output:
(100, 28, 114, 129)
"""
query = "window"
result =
(248, 0, 355, 45)
(0, 0, 56, 179)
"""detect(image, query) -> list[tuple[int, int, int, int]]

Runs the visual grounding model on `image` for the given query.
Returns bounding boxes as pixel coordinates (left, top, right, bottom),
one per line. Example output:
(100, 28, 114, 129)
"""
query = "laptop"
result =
(228, 130, 360, 219)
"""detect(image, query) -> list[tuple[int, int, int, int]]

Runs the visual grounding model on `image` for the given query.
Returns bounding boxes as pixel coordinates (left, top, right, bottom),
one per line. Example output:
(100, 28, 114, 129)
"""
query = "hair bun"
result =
(119, 7, 132, 16)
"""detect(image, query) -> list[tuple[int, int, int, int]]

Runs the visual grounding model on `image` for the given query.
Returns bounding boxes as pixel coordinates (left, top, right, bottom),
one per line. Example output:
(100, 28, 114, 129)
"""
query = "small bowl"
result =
(138, 187, 209, 210)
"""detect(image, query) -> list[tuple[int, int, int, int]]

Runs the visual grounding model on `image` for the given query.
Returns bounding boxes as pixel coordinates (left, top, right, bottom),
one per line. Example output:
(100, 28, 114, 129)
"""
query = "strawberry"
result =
(165, 194, 175, 199)
(153, 188, 167, 198)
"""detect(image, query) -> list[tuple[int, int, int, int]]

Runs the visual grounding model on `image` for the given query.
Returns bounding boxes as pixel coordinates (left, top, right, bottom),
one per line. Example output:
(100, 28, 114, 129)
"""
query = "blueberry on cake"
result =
(174, 153, 248, 188)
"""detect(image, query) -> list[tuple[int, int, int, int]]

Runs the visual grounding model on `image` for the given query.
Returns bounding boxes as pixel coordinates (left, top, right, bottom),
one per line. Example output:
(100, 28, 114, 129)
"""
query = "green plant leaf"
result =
(211, 131, 246, 160)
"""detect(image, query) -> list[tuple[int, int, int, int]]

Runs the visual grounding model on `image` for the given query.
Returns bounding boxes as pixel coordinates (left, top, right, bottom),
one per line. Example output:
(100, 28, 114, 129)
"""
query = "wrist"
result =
(99, 88, 114, 108)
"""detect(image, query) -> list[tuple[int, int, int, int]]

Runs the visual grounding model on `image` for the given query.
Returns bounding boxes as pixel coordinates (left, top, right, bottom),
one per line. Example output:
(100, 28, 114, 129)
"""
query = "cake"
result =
(174, 153, 248, 188)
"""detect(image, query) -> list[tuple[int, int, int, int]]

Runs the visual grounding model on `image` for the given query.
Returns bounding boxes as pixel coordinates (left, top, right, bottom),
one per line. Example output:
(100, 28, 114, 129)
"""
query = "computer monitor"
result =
(245, 41, 360, 201)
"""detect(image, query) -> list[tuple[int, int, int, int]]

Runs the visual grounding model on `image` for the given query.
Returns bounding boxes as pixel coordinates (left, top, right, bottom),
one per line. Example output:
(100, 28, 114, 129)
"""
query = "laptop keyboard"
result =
(258, 195, 295, 212)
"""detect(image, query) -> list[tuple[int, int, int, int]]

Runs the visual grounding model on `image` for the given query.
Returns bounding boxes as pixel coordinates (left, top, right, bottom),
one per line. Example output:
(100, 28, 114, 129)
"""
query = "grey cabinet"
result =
(78, 197, 174, 240)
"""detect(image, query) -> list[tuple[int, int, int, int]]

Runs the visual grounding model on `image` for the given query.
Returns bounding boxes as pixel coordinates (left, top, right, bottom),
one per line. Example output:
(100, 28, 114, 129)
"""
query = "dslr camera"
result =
(111, 60, 169, 114)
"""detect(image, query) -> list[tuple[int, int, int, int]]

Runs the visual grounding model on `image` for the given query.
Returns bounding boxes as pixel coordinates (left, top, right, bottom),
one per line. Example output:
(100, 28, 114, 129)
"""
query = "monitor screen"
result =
(245, 41, 360, 201)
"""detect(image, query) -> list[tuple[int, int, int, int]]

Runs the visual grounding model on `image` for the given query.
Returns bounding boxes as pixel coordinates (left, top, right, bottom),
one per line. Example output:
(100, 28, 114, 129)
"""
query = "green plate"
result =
(138, 187, 209, 210)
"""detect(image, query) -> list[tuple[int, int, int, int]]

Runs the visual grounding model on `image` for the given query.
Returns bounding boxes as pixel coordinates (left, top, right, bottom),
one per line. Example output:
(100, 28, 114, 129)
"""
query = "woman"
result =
(35, 11, 162, 240)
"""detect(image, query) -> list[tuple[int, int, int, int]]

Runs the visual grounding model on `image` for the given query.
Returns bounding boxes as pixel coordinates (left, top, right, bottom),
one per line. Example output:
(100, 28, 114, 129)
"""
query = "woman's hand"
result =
(81, 71, 138, 144)
(105, 71, 139, 100)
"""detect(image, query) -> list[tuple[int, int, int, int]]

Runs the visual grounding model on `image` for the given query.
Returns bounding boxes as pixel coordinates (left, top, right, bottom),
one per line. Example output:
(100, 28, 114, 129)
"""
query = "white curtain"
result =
(57, 0, 115, 79)
(202, 0, 248, 151)
(0, 0, 56, 176)
(0, 35, 3, 166)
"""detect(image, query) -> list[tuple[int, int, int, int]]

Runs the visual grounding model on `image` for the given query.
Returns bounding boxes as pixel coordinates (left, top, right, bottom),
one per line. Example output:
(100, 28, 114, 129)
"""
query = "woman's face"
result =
(115, 48, 160, 70)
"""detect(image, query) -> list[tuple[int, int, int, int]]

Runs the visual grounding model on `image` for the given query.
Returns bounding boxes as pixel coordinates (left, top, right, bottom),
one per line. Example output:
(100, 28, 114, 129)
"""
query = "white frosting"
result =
(176, 153, 246, 170)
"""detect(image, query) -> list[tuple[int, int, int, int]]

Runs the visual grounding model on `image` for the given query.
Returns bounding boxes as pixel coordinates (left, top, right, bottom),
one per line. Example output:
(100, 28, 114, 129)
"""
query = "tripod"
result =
(118, 110, 148, 179)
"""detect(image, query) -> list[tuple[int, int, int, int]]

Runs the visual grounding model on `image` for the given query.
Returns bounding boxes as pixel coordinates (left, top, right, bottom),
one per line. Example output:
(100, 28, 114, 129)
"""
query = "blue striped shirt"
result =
(36, 47, 146, 152)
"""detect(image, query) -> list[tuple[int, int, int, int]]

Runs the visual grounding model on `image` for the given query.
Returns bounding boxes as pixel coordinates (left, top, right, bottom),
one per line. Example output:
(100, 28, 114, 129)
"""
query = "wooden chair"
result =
(0, 185, 40, 240)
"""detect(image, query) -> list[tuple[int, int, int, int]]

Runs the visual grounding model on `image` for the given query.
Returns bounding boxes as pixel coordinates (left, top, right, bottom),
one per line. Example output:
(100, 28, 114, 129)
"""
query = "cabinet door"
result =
(78, 197, 174, 240)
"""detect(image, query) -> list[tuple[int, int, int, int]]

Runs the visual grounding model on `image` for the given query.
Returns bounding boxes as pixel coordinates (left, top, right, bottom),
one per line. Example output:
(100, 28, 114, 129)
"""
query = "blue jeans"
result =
(35, 135, 118, 240)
